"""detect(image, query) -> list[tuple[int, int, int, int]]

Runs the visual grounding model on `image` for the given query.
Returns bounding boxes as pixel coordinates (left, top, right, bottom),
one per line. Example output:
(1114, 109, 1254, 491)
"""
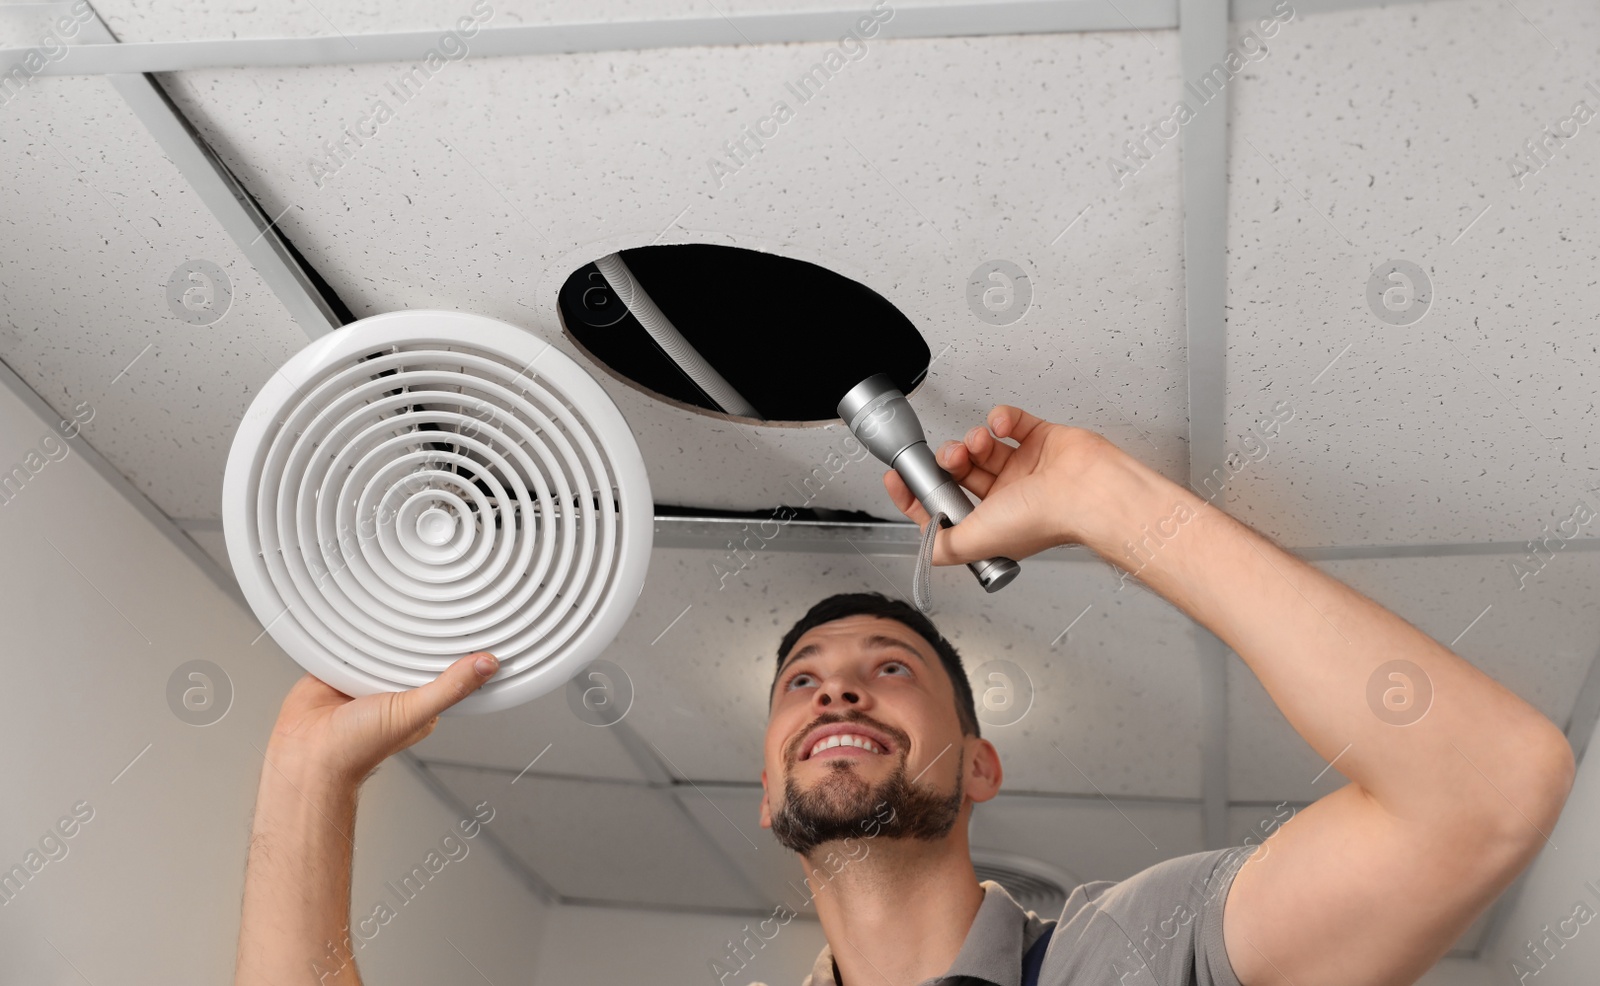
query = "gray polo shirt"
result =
(791, 844, 1259, 986)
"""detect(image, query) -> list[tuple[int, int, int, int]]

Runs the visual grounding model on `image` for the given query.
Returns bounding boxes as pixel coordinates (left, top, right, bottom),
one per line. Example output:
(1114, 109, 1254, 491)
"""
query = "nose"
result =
(812, 668, 869, 713)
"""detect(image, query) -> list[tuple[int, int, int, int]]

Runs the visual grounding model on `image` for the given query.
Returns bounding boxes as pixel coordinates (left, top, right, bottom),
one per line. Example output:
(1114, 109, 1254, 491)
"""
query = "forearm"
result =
(236, 743, 362, 986)
(1077, 451, 1573, 830)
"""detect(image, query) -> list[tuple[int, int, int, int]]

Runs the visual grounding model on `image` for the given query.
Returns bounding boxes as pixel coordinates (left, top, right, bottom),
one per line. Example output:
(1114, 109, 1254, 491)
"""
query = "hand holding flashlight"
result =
(839, 374, 1022, 598)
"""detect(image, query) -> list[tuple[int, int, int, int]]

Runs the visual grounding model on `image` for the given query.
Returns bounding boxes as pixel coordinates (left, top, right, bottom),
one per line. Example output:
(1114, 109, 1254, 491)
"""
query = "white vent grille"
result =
(971, 849, 1079, 918)
(222, 310, 652, 714)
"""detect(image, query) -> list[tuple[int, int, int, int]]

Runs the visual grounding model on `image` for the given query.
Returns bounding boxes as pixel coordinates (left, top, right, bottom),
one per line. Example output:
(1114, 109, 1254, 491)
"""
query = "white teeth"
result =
(809, 733, 884, 758)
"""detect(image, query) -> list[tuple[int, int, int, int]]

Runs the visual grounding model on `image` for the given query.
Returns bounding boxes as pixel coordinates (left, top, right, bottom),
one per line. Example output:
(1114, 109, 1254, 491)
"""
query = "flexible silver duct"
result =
(593, 252, 760, 418)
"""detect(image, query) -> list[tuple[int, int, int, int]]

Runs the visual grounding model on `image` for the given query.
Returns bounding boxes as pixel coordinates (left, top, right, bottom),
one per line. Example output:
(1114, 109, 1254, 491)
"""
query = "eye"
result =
(784, 670, 818, 690)
(879, 660, 912, 677)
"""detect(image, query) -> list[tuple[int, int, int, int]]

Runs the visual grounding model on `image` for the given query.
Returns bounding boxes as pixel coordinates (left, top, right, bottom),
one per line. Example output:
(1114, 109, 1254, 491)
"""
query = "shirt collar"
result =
(803, 880, 1032, 986)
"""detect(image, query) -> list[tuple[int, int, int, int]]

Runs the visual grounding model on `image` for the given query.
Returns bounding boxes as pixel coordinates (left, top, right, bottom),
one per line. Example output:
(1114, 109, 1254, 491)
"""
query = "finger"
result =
(933, 439, 972, 480)
(388, 715, 441, 759)
(936, 440, 995, 498)
(961, 424, 1013, 475)
(404, 716, 440, 748)
(400, 652, 499, 725)
(930, 522, 971, 567)
(987, 405, 1050, 445)
(883, 470, 932, 528)
(288, 671, 346, 703)
(886, 469, 970, 567)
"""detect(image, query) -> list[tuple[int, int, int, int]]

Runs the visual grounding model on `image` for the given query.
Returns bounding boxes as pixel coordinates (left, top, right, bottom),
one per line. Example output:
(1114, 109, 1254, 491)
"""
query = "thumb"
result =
(930, 516, 981, 567)
(398, 652, 499, 724)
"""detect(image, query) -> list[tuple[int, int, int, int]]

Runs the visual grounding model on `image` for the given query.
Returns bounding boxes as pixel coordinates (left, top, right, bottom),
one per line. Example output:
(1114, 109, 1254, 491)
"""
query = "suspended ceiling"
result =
(2, 0, 1597, 964)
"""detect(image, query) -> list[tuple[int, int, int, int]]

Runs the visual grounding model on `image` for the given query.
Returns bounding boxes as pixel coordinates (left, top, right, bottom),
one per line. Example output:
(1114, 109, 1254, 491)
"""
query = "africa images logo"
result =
(706, 0, 894, 190)
(305, 0, 494, 188)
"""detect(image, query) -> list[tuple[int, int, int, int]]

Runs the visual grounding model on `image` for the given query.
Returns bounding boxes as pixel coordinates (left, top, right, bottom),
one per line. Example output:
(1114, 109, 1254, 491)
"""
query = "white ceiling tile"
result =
(203, 520, 1206, 801)
(412, 688, 653, 782)
(1224, 806, 1490, 956)
(1227, 649, 1355, 805)
(0, 75, 312, 521)
(1229, 551, 1600, 803)
(972, 569, 1210, 799)
(0, 2, 69, 47)
(1314, 553, 1600, 724)
(674, 785, 820, 907)
(153, 30, 1190, 513)
(1221, 0, 1600, 546)
(969, 794, 1206, 884)
(608, 546, 1208, 798)
(572, 544, 919, 786)
(426, 761, 767, 908)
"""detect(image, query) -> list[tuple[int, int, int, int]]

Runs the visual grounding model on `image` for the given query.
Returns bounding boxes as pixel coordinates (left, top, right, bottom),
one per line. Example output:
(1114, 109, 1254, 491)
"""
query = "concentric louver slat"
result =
(223, 311, 653, 715)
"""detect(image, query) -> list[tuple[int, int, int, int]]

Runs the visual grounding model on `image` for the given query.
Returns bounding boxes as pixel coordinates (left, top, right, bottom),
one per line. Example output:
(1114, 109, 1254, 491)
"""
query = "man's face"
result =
(759, 614, 994, 855)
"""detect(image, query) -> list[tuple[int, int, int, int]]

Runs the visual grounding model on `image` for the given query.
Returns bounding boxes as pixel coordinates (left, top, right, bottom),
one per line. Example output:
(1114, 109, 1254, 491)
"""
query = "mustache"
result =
(788, 710, 908, 762)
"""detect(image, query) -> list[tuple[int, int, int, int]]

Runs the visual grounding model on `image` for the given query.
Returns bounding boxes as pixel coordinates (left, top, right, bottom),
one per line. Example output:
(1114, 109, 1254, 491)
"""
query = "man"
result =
(235, 404, 1575, 986)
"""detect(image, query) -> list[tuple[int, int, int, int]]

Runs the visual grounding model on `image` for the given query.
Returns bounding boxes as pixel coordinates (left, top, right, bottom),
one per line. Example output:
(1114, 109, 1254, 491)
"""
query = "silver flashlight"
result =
(838, 373, 1021, 594)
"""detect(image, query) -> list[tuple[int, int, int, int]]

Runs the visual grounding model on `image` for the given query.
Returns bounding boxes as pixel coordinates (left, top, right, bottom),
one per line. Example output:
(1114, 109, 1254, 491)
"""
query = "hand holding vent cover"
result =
(222, 311, 652, 715)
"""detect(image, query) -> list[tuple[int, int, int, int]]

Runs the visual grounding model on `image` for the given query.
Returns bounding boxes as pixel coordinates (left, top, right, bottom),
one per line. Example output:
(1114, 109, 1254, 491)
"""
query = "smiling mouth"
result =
(803, 733, 891, 761)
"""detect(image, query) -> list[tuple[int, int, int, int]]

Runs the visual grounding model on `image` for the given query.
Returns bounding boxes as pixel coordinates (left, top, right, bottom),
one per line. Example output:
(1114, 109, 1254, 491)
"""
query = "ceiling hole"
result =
(556, 244, 931, 424)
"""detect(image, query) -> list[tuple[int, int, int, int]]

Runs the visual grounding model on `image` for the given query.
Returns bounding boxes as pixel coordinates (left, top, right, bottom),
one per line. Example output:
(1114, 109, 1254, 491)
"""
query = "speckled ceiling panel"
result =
(0, 75, 314, 520)
(1221, 0, 1600, 547)
(409, 681, 654, 782)
(426, 761, 768, 908)
(156, 28, 1191, 517)
(91, 0, 1040, 44)
(0, 3, 64, 46)
(1229, 550, 1600, 804)
(575, 545, 1209, 799)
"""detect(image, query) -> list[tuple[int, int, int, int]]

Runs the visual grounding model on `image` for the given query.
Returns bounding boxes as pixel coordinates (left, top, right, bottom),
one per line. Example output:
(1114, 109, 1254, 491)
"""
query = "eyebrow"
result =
(771, 633, 929, 695)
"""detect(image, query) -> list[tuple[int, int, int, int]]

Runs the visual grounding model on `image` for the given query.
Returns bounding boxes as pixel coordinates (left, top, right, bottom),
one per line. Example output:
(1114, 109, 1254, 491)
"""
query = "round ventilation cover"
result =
(222, 310, 653, 715)
(971, 849, 1079, 917)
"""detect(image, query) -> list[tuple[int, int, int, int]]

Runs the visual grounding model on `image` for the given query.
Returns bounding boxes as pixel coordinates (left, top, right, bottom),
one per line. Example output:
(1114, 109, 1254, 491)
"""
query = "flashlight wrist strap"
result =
(912, 511, 949, 614)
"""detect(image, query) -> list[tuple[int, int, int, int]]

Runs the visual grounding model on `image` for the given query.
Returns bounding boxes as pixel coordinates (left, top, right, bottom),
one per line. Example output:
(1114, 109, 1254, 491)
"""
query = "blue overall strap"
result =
(1021, 923, 1056, 986)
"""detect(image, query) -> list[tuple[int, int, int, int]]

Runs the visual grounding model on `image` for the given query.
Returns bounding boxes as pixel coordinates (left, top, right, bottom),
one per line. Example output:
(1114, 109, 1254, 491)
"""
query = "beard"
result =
(768, 749, 964, 857)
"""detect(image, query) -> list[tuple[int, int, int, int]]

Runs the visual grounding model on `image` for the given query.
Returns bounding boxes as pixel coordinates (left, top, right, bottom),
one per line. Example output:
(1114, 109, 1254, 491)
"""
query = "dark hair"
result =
(772, 592, 980, 738)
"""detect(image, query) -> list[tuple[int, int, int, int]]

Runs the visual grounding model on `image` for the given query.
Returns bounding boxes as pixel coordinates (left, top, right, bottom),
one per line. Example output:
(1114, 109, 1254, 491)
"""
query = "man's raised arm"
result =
(888, 405, 1576, 986)
(237, 740, 363, 986)
(234, 653, 500, 986)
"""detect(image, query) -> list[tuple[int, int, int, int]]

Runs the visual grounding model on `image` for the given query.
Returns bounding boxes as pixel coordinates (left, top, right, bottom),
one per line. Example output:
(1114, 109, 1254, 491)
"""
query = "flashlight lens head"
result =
(837, 373, 900, 426)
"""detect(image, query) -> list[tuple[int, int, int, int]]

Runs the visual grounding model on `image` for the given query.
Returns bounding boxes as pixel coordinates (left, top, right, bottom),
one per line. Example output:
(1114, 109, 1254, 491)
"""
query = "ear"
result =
(965, 738, 1003, 803)
(759, 767, 772, 829)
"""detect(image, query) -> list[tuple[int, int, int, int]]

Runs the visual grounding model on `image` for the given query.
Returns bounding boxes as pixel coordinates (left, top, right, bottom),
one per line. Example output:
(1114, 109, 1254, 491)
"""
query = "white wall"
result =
(1480, 713, 1600, 986)
(0, 365, 549, 984)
